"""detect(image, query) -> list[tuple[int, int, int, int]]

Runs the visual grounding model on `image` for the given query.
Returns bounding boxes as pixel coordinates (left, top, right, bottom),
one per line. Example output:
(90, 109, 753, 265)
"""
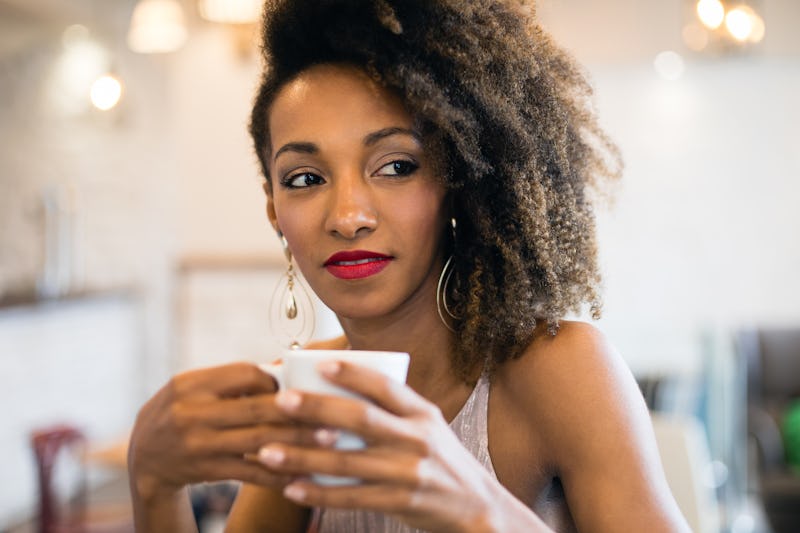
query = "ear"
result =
(263, 181, 280, 233)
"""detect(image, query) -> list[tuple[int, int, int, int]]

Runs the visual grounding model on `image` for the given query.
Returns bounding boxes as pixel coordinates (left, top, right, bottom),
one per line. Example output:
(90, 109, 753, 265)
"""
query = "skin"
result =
(128, 64, 690, 533)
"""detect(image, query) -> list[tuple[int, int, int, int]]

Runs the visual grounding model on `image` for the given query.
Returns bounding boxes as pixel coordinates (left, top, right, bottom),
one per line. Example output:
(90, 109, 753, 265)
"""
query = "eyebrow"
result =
(273, 127, 422, 163)
(363, 127, 422, 146)
(273, 142, 317, 163)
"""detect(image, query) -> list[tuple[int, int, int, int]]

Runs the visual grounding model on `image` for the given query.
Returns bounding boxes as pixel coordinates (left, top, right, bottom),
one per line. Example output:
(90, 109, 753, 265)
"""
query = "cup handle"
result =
(258, 362, 285, 390)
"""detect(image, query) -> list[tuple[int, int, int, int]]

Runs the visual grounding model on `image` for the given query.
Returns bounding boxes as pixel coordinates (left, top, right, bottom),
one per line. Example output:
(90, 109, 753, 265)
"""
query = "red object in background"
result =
(30, 425, 87, 533)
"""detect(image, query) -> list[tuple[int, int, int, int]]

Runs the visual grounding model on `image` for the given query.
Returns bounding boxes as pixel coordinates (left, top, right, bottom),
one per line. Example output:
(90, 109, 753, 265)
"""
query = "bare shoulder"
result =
(492, 320, 650, 474)
(494, 320, 637, 412)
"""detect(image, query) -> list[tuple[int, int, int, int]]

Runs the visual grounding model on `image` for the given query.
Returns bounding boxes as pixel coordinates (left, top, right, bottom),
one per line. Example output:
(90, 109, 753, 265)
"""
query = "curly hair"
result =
(250, 0, 621, 378)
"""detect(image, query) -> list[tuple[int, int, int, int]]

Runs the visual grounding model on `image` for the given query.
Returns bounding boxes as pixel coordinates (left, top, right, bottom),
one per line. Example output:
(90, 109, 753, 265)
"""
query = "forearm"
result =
(130, 479, 198, 533)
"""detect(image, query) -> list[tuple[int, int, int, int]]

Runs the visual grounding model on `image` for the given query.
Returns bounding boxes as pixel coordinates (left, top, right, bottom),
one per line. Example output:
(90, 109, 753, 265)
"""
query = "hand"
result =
(128, 362, 318, 501)
(255, 361, 504, 532)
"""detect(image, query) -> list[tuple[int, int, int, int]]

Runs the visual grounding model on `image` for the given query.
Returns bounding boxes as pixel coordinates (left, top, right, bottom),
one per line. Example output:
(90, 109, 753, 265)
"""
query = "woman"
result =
(128, 1, 689, 531)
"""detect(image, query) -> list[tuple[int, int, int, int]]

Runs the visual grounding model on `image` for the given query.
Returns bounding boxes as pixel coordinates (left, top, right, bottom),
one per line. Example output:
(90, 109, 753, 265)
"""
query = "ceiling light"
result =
(696, 0, 725, 30)
(90, 75, 123, 111)
(725, 6, 756, 42)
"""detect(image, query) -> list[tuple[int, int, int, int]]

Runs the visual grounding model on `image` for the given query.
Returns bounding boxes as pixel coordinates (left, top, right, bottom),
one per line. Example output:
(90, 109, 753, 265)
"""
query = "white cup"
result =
(259, 349, 410, 484)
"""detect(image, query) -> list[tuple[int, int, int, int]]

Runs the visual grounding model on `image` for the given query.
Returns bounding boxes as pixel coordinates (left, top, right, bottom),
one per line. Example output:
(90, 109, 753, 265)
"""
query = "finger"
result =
(177, 394, 291, 428)
(186, 425, 323, 455)
(174, 362, 279, 398)
(282, 479, 423, 516)
(273, 390, 425, 448)
(256, 444, 420, 485)
(318, 360, 432, 416)
(273, 390, 390, 440)
(194, 455, 295, 488)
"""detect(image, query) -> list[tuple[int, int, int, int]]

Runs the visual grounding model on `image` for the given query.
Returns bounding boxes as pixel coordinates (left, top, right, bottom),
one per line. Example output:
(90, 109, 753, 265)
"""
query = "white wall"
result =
(592, 59, 800, 375)
(167, 27, 275, 259)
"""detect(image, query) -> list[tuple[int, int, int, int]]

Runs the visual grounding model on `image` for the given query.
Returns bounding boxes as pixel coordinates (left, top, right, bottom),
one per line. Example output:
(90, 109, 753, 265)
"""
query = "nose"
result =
(324, 173, 378, 239)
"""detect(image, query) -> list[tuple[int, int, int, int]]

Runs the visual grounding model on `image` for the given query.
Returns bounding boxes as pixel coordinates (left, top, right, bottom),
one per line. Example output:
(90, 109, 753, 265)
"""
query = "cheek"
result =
(274, 207, 312, 256)
(395, 187, 447, 246)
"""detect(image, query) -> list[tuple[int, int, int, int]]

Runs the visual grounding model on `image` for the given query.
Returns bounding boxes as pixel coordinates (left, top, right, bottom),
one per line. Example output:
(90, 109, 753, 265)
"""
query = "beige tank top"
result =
(315, 374, 496, 533)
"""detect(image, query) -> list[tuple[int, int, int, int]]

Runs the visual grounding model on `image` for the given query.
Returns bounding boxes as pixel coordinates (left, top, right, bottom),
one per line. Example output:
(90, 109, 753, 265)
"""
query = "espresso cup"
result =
(259, 349, 410, 484)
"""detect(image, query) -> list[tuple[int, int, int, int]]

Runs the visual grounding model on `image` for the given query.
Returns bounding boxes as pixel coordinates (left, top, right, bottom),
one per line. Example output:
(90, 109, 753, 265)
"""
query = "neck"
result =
(337, 301, 468, 405)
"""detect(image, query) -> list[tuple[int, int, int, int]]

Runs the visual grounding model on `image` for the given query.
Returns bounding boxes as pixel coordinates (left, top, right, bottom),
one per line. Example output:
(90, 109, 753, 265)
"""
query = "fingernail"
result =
(317, 360, 341, 377)
(258, 446, 285, 467)
(314, 428, 339, 446)
(284, 483, 306, 502)
(276, 390, 302, 410)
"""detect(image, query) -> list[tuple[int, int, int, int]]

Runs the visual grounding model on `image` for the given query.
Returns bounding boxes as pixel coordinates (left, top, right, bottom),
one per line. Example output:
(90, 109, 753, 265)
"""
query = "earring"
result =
(270, 232, 315, 349)
(281, 234, 298, 320)
(437, 218, 460, 332)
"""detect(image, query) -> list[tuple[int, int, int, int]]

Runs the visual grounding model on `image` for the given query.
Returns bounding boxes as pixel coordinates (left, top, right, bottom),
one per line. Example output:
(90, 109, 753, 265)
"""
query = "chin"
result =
(324, 295, 397, 322)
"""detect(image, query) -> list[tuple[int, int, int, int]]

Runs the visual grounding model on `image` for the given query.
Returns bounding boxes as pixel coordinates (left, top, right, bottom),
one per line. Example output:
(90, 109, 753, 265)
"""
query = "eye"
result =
(283, 172, 325, 189)
(375, 159, 419, 177)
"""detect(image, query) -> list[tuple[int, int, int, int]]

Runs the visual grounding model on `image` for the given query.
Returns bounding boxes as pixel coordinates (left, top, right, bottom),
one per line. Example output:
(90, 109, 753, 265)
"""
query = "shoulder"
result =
(493, 320, 650, 466)
(494, 320, 631, 401)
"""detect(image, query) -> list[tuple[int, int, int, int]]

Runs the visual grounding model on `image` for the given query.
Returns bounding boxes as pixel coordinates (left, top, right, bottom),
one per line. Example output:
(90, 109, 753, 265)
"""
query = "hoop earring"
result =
(437, 218, 460, 332)
(270, 232, 315, 349)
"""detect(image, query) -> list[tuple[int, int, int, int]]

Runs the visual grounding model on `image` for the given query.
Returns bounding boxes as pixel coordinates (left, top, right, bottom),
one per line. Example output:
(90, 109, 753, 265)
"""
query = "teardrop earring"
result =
(282, 234, 298, 320)
(270, 231, 314, 348)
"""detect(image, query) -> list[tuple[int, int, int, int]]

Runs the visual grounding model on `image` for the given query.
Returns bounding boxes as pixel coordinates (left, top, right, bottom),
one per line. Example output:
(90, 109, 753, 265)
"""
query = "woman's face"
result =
(266, 64, 449, 320)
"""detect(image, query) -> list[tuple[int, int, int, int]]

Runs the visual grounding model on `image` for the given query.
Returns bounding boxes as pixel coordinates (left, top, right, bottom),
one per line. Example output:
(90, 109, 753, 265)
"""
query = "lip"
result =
(324, 250, 393, 280)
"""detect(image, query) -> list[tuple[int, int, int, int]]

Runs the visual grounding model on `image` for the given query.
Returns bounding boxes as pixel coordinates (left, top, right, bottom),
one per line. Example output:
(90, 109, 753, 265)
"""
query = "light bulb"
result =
(90, 75, 123, 110)
(726, 6, 755, 42)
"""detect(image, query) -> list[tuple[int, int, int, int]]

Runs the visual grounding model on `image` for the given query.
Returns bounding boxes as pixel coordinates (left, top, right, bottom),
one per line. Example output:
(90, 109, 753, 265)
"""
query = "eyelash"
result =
(281, 172, 324, 189)
(280, 159, 420, 189)
(375, 159, 419, 177)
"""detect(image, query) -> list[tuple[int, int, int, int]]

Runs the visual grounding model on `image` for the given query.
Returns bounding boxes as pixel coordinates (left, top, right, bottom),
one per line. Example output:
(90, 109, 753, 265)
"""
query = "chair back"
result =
(31, 425, 87, 533)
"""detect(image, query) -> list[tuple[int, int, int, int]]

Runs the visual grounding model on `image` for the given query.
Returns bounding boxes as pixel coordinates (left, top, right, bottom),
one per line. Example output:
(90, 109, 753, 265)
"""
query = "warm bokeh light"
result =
(725, 6, 756, 42)
(197, 0, 262, 24)
(696, 0, 725, 30)
(748, 11, 766, 43)
(654, 51, 685, 81)
(48, 37, 110, 116)
(682, 23, 709, 52)
(90, 75, 123, 111)
(127, 0, 188, 54)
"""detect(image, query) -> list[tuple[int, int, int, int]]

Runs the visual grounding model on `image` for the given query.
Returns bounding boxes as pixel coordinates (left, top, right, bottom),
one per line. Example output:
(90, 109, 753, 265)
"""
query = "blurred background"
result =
(0, 0, 798, 532)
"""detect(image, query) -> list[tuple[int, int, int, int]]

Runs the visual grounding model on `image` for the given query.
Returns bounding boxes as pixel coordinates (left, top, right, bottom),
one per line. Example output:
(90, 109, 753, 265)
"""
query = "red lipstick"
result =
(324, 250, 393, 280)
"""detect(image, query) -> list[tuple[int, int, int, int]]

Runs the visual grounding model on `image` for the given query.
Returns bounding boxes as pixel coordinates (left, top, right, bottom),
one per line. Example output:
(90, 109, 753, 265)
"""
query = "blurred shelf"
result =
(0, 287, 138, 312)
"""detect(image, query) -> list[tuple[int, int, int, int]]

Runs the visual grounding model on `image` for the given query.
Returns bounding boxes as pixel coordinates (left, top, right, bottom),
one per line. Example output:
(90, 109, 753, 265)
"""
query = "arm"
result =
(225, 485, 310, 533)
(127, 362, 312, 532)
